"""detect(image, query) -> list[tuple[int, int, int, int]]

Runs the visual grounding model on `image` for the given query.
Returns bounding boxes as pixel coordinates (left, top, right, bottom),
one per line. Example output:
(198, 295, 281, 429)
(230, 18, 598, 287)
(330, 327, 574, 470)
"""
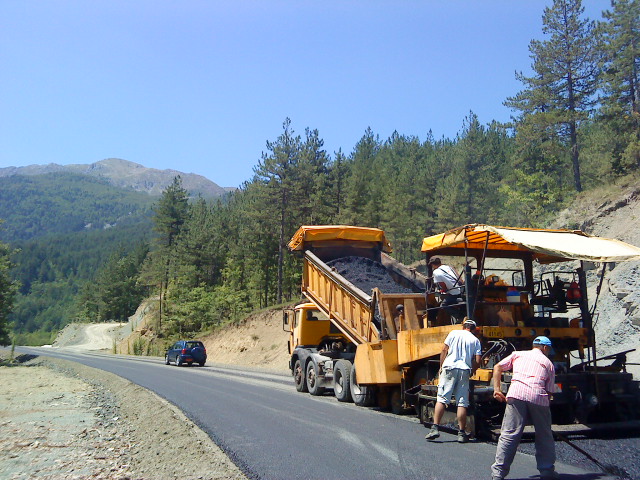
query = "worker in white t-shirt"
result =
(425, 318, 482, 443)
(429, 257, 465, 321)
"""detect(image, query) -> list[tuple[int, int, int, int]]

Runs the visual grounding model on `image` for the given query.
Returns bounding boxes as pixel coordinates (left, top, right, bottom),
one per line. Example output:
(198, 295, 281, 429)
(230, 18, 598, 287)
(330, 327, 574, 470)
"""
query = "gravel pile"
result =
(327, 256, 414, 295)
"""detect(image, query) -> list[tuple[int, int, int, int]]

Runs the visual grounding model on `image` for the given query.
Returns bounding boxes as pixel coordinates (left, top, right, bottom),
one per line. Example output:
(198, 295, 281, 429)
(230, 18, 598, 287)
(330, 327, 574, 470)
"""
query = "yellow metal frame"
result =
(354, 341, 402, 386)
(303, 256, 379, 345)
(288, 225, 392, 253)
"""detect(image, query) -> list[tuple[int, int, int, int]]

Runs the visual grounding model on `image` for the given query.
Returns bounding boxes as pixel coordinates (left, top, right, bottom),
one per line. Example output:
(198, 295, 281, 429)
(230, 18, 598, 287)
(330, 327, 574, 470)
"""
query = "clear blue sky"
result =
(1, 1, 606, 188)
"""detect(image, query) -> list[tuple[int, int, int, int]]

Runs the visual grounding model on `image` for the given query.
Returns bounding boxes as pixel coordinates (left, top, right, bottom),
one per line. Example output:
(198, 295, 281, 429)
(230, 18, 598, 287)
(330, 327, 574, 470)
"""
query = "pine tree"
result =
(0, 239, 18, 345)
(253, 118, 303, 304)
(505, 0, 600, 192)
(598, 0, 640, 171)
(149, 176, 190, 328)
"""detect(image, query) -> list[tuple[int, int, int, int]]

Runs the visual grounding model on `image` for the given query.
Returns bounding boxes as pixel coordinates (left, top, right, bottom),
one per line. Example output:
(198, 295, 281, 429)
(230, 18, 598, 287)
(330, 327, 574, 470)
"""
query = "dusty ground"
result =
(0, 308, 288, 480)
(0, 352, 247, 480)
(199, 310, 290, 372)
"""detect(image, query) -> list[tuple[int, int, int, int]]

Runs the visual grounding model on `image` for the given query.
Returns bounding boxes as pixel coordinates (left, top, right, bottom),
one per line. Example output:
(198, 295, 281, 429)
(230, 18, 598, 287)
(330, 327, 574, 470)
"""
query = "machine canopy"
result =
(421, 224, 640, 263)
(288, 225, 392, 253)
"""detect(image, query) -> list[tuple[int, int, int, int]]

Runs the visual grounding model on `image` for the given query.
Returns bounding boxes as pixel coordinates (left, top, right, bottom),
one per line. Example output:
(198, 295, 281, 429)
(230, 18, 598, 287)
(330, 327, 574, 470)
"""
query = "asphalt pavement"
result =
(12, 346, 620, 480)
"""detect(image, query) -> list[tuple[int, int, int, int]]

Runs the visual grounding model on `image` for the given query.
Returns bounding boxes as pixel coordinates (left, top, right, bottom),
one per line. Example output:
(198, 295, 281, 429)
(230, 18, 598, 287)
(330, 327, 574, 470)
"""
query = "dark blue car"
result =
(165, 340, 207, 367)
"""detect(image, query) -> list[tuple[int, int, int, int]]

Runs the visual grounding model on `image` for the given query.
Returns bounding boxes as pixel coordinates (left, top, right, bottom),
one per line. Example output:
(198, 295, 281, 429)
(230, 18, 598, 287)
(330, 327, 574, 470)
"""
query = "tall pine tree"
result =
(505, 0, 600, 192)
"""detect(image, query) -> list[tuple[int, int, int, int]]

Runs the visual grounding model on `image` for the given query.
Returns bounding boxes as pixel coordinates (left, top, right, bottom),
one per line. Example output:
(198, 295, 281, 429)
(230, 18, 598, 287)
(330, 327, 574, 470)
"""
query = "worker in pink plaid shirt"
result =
(490, 336, 558, 480)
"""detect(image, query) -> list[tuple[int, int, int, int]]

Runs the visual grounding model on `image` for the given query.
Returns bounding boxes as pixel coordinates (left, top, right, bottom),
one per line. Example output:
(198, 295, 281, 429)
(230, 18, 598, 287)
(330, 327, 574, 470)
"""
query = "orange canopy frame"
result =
(421, 224, 640, 264)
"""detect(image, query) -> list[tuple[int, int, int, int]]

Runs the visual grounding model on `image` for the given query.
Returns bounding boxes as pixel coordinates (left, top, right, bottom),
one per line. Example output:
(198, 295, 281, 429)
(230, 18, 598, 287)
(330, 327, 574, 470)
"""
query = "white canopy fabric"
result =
(478, 225, 640, 263)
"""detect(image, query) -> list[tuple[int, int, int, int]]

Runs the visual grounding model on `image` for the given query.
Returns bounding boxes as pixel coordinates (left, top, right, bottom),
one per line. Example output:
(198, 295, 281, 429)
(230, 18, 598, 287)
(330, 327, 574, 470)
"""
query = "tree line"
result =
(1, 0, 638, 345)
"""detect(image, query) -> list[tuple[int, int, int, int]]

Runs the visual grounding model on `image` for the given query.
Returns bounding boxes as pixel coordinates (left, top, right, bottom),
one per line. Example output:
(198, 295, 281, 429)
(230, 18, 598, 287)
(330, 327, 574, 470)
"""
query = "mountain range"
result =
(0, 158, 234, 197)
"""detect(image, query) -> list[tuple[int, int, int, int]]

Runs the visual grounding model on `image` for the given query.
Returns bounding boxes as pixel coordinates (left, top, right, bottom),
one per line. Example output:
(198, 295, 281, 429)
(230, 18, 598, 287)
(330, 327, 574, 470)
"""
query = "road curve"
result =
(15, 346, 615, 480)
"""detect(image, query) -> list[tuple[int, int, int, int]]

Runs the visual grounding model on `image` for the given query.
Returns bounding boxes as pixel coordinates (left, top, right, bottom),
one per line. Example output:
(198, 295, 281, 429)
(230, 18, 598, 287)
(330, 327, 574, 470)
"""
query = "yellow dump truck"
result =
(284, 224, 640, 435)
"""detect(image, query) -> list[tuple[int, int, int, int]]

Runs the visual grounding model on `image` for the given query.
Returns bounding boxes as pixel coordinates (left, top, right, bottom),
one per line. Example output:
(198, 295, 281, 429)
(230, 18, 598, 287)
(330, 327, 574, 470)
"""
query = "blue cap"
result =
(533, 336, 552, 347)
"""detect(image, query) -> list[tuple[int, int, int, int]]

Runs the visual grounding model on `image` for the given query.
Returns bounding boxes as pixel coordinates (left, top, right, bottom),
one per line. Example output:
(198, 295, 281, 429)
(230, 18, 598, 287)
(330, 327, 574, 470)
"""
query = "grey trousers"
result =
(491, 398, 555, 479)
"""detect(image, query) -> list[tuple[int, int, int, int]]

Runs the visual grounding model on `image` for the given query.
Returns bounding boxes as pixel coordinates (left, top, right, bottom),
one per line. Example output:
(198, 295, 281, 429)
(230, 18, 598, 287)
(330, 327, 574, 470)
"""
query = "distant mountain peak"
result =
(0, 158, 234, 197)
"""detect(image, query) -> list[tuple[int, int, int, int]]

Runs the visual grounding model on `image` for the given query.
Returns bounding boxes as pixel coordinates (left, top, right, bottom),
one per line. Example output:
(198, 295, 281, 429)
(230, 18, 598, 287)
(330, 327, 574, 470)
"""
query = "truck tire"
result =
(306, 361, 326, 396)
(334, 360, 353, 402)
(350, 364, 375, 407)
(294, 359, 308, 392)
(390, 388, 406, 414)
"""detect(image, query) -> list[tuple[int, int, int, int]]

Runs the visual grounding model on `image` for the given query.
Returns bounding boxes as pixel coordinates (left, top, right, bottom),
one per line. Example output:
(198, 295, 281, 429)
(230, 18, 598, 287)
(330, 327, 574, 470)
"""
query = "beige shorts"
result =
(437, 367, 471, 407)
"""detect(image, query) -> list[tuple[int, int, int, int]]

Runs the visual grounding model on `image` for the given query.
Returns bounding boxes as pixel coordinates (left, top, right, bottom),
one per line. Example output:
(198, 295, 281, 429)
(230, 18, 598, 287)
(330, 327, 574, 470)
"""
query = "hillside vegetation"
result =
(1, 0, 638, 348)
(0, 172, 154, 243)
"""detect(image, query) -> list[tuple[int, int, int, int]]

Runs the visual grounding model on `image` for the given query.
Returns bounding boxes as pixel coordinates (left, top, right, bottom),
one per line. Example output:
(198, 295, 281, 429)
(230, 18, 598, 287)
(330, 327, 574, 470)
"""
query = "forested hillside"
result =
(0, 0, 638, 347)
(0, 174, 156, 344)
(0, 172, 154, 243)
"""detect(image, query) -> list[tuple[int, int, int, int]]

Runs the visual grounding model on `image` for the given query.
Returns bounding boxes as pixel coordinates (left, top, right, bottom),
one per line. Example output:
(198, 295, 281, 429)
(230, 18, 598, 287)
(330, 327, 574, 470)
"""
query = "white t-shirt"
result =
(441, 329, 482, 370)
(433, 264, 462, 295)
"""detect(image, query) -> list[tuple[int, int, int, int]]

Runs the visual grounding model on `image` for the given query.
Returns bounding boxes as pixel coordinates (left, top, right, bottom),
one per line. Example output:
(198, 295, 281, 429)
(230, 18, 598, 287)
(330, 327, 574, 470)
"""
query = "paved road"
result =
(14, 346, 615, 480)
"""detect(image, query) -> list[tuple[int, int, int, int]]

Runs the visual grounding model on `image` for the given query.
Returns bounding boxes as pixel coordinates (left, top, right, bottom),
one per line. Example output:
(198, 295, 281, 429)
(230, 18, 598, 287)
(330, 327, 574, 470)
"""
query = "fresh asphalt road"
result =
(13, 347, 615, 480)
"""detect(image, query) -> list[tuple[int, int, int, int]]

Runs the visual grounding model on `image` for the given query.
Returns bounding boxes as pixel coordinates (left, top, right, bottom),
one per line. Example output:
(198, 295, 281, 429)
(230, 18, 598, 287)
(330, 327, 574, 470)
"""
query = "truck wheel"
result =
(390, 388, 406, 414)
(307, 361, 326, 396)
(294, 359, 308, 392)
(350, 364, 375, 407)
(334, 360, 353, 402)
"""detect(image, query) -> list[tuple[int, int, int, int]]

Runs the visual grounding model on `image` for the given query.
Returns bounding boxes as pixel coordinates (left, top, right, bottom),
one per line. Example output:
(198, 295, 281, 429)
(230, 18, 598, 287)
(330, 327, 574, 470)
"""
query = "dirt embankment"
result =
(0, 353, 247, 480)
(109, 301, 291, 372)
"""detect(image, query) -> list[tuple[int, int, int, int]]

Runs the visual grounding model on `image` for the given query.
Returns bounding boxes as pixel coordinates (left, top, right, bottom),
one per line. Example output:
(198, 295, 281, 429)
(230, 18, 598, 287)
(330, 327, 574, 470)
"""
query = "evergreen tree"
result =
(253, 118, 303, 304)
(153, 176, 190, 249)
(598, 0, 640, 172)
(342, 128, 381, 225)
(0, 238, 18, 345)
(148, 176, 190, 327)
(505, 0, 600, 192)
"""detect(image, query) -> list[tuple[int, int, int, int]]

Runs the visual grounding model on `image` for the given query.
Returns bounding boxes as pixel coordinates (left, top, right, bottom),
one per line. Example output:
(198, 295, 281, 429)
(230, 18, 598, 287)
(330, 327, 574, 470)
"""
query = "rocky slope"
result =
(551, 176, 640, 376)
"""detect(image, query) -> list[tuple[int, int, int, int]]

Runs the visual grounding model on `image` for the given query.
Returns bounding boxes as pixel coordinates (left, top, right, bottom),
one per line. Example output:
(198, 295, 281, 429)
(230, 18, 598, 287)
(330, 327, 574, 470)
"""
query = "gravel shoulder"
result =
(0, 352, 247, 480)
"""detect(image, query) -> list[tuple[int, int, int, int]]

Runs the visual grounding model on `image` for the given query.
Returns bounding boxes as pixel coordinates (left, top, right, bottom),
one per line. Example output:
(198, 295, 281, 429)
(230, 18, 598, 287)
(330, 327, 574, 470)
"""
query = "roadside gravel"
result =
(0, 352, 247, 480)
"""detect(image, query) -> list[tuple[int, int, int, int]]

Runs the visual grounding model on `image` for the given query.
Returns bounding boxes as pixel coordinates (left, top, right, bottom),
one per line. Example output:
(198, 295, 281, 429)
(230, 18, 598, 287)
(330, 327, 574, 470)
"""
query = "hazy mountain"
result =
(0, 158, 235, 197)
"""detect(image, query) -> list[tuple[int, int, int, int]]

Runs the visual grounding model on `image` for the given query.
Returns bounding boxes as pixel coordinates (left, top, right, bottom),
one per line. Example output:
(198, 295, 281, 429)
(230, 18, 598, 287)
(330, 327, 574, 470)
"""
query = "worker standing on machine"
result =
(429, 257, 465, 322)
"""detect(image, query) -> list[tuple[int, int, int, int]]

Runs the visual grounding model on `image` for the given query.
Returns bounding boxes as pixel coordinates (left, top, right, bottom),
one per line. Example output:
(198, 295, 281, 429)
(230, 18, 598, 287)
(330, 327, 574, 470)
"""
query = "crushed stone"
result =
(327, 256, 414, 295)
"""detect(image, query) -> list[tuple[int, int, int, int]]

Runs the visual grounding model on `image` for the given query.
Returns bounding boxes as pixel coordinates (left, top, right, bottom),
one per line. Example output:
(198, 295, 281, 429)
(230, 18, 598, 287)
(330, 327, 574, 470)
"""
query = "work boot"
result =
(457, 430, 469, 443)
(539, 470, 560, 480)
(425, 425, 440, 440)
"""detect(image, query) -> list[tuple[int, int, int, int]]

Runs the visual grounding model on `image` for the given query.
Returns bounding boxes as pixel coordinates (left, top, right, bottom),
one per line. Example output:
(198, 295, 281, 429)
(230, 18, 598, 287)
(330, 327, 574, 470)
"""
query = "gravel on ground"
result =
(0, 352, 247, 480)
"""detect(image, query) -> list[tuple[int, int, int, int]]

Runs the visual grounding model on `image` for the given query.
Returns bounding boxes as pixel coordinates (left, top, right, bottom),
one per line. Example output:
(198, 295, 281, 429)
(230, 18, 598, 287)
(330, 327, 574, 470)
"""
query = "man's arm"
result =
(493, 363, 507, 402)
(545, 364, 556, 395)
(439, 344, 449, 372)
(472, 354, 481, 376)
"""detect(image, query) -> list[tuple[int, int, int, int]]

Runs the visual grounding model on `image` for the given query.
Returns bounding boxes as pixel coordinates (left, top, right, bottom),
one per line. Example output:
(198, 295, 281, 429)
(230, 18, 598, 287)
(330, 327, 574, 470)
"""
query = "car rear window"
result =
(186, 341, 204, 348)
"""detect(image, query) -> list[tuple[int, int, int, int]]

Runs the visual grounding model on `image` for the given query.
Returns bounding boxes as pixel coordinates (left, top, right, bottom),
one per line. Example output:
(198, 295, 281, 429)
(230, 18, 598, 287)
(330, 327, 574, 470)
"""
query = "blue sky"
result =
(1, 1, 606, 188)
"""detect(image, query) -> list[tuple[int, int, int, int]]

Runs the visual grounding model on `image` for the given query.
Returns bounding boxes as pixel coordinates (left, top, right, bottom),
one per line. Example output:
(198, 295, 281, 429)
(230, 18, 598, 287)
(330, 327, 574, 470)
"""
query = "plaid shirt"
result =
(498, 348, 555, 407)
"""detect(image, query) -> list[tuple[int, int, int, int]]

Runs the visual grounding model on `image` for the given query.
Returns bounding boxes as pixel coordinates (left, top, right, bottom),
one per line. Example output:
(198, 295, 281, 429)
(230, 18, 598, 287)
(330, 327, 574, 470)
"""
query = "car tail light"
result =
(181, 348, 187, 354)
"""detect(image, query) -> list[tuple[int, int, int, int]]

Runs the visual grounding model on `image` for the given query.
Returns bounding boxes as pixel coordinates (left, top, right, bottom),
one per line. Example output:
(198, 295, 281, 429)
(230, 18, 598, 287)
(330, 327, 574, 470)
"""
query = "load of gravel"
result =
(327, 256, 414, 295)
